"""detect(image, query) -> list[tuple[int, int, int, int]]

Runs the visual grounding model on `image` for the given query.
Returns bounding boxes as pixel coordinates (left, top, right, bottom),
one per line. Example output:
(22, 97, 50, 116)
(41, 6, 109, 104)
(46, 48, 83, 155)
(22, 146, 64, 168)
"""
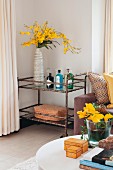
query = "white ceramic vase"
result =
(34, 48, 44, 86)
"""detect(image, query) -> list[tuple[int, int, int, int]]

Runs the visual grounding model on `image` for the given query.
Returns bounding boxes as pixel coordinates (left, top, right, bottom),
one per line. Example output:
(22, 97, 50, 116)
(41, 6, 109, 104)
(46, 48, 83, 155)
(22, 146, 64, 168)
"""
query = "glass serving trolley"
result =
(18, 73, 87, 137)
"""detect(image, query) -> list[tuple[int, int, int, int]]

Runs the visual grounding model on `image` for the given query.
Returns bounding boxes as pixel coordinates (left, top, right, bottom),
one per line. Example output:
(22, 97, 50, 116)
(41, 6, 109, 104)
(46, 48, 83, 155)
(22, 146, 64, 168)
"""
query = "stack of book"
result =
(79, 147, 113, 170)
(64, 138, 88, 159)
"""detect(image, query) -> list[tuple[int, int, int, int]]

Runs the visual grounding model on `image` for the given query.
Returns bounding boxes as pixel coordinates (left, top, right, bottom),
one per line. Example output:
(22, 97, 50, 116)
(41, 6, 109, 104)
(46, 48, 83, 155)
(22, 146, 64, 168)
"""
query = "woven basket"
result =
(34, 104, 66, 121)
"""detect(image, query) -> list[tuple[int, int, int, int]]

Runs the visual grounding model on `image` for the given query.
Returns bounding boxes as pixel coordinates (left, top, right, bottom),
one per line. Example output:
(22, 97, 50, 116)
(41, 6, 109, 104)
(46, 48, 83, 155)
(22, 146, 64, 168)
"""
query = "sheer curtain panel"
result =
(0, 0, 19, 136)
(104, 0, 113, 73)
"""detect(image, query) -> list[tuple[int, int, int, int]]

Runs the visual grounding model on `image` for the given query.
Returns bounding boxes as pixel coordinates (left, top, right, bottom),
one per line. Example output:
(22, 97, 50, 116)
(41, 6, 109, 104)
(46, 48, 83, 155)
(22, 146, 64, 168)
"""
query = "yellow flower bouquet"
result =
(20, 21, 80, 54)
(77, 103, 113, 146)
(77, 103, 113, 123)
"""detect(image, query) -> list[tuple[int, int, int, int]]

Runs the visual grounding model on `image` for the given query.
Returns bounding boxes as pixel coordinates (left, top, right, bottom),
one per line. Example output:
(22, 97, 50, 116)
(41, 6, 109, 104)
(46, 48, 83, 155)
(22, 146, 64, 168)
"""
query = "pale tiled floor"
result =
(0, 124, 73, 170)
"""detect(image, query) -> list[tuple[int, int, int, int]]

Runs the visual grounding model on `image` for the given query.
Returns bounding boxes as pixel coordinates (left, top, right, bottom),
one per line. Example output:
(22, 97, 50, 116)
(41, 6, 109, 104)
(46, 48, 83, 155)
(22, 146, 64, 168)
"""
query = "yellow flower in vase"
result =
(20, 21, 80, 87)
(104, 113, 113, 122)
(20, 21, 80, 54)
(77, 103, 113, 147)
(88, 113, 104, 123)
(77, 111, 87, 119)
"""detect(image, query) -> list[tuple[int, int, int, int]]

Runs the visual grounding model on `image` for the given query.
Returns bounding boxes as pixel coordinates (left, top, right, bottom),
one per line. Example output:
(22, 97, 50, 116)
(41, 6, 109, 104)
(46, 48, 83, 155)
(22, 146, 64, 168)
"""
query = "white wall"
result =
(16, 0, 92, 108)
(92, 0, 105, 74)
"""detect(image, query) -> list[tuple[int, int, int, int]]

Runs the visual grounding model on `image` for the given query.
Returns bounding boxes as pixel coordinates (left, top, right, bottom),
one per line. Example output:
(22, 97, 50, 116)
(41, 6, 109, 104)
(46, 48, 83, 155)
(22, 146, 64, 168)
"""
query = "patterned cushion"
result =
(88, 73, 109, 104)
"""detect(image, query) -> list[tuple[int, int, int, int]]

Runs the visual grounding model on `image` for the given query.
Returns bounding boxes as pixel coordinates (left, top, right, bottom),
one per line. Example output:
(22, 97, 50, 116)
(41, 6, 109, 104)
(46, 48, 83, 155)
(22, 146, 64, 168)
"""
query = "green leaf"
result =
(48, 46, 53, 50)
(52, 43, 56, 48)
(44, 44, 49, 49)
(52, 40, 60, 45)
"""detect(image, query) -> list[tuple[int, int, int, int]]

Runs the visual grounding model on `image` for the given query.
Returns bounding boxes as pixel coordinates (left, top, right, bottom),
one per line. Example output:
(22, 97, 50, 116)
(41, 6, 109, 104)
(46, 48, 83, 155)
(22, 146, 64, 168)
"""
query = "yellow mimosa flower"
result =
(77, 111, 87, 119)
(20, 31, 25, 35)
(88, 114, 104, 123)
(38, 37, 45, 43)
(104, 113, 113, 122)
(85, 103, 95, 111)
(60, 33, 67, 39)
(20, 21, 80, 53)
(64, 47, 68, 54)
(25, 25, 33, 30)
(30, 39, 37, 45)
(20, 31, 30, 35)
(26, 32, 30, 35)
(29, 26, 33, 29)
(34, 26, 39, 32)
(22, 42, 31, 47)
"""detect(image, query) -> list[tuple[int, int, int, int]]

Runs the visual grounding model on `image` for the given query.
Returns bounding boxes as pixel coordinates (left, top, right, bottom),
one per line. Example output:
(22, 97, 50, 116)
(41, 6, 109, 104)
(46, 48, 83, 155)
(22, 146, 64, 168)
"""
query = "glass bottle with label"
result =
(56, 70, 63, 90)
(67, 69, 74, 89)
(46, 73, 54, 89)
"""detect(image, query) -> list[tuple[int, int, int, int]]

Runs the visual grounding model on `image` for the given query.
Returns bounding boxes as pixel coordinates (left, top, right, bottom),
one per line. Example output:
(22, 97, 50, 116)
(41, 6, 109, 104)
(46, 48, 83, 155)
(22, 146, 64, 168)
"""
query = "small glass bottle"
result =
(67, 69, 74, 89)
(56, 70, 63, 89)
(46, 73, 54, 89)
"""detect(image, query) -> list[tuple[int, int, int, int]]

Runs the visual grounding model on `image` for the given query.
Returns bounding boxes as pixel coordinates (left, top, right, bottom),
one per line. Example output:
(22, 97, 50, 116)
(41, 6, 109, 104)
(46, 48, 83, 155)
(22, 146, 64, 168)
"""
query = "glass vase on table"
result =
(86, 119, 111, 147)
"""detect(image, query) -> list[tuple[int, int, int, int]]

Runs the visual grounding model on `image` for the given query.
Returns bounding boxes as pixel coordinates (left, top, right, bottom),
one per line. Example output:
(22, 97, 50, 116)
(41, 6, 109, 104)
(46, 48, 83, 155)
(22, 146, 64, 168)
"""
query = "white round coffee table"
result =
(36, 135, 88, 170)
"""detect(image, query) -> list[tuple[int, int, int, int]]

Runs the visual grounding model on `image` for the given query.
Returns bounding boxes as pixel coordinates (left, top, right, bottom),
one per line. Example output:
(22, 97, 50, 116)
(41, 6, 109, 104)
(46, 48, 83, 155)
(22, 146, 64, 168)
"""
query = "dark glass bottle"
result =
(46, 73, 54, 89)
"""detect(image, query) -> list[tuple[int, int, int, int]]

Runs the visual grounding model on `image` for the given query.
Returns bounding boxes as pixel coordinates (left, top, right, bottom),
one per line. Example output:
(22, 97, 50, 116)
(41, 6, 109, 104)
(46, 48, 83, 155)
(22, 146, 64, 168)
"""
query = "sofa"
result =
(74, 93, 113, 135)
(74, 72, 113, 135)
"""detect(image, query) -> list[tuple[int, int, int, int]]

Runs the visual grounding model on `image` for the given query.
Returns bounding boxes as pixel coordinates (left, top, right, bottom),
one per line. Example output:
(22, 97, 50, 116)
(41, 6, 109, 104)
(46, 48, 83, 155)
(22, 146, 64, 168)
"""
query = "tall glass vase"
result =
(34, 48, 44, 86)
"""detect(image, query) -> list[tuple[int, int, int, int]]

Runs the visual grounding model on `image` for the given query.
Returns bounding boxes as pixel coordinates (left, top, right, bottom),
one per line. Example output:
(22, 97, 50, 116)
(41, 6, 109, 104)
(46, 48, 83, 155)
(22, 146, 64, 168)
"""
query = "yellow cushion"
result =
(107, 104, 113, 109)
(103, 73, 113, 104)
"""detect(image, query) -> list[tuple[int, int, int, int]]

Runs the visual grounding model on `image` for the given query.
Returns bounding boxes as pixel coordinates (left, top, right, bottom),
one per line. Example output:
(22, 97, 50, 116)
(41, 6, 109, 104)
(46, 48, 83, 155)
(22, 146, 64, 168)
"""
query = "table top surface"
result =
(36, 135, 89, 170)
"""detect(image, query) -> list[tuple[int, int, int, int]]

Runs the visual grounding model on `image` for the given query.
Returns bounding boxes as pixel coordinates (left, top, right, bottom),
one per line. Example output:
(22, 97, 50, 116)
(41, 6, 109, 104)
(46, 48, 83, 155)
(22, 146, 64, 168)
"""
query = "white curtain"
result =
(0, 0, 19, 136)
(104, 0, 113, 73)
